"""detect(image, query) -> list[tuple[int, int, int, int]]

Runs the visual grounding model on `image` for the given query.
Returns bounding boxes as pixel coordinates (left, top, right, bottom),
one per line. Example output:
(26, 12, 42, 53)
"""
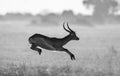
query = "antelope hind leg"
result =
(30, 44, 42, 55)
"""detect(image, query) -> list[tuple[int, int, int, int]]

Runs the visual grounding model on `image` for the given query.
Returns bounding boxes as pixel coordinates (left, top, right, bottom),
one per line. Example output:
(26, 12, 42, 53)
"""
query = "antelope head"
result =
(63, 22, 79, 40)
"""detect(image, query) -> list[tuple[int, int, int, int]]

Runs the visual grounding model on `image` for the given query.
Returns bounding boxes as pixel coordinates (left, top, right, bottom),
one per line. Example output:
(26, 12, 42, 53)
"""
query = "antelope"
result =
(28, 22, 79, 60)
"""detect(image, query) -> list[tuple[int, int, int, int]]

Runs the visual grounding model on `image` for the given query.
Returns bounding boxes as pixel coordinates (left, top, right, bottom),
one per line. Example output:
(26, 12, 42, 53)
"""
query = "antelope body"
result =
(28, 22, 79, 60)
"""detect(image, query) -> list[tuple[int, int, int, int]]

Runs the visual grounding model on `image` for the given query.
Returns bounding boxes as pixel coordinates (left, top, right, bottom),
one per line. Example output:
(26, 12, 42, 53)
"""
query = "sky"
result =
(0, 0, 92, 15)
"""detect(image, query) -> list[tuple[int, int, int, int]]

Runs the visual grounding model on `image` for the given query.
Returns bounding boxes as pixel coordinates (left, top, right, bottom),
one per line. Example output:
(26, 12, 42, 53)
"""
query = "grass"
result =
(0, 64, 118, 76)
(0, 46, 120, 76)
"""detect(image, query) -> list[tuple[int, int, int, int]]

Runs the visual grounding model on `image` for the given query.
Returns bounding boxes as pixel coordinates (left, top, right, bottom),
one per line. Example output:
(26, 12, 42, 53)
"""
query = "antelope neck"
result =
(61, 34, 72, 45)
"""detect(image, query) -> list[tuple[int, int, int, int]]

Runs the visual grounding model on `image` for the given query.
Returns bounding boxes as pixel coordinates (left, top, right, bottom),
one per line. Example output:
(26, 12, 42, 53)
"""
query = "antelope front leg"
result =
(62, 48, 76, 60)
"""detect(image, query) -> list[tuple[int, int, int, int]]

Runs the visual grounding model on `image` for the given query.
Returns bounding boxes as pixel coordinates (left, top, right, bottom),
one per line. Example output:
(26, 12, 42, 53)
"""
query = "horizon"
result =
(0, 10, 92, 16)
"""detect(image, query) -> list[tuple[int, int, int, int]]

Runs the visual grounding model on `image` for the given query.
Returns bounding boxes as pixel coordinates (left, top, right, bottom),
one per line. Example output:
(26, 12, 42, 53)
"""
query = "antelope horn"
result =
(63, 22, 70, 32)
(67, 22, 73, 32)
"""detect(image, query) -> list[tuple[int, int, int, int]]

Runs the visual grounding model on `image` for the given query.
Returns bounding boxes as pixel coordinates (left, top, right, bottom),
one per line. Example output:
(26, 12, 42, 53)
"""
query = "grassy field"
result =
(0, 21, 120, 76)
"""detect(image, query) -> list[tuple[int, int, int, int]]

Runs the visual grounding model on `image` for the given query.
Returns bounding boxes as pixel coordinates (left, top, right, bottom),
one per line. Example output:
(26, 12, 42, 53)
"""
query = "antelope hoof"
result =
(38, 52, 41, 55)
(71, 54, 76, 60)
(38, 50, 42, 55)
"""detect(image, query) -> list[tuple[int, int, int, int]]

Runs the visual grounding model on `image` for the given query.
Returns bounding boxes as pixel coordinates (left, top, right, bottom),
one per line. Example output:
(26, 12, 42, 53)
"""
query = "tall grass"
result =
(0, 46, 120, 76)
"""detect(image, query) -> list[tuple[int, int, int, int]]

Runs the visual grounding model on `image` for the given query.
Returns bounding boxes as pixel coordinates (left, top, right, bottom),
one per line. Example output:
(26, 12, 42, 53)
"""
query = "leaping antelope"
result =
(28, 22, 79, 60)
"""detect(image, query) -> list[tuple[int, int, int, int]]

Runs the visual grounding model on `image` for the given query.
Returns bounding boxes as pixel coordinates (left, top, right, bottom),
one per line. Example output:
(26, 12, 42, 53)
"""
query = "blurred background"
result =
(0, 0, 120, 26)
(0, 0, 120, 76)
